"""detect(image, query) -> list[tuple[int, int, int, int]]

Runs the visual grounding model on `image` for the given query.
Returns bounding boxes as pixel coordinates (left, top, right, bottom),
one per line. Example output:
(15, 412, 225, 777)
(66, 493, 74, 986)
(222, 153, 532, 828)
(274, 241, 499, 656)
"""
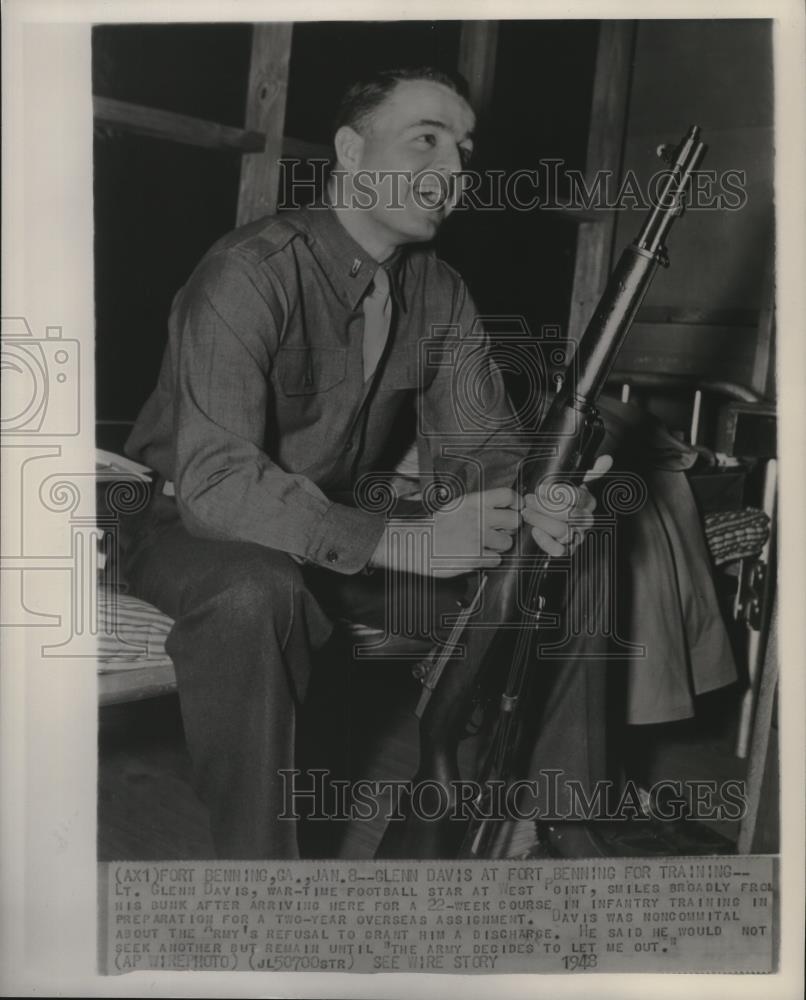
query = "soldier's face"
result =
(337, 79, 475, 245)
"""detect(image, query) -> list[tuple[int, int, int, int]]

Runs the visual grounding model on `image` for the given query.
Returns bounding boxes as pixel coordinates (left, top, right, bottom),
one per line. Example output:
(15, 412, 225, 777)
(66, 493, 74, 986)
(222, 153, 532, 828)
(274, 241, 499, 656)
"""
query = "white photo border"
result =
(2, 0, 804, 997)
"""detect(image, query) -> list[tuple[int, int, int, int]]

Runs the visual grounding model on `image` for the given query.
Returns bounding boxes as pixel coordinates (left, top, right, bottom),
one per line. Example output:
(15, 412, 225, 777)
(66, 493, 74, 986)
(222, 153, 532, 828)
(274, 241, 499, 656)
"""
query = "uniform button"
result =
(326, 549, 339, 564)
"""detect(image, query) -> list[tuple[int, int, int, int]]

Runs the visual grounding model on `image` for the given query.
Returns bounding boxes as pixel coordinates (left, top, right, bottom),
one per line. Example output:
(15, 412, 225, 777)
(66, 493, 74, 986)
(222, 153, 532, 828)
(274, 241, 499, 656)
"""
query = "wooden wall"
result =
(612, 19, 774, 398)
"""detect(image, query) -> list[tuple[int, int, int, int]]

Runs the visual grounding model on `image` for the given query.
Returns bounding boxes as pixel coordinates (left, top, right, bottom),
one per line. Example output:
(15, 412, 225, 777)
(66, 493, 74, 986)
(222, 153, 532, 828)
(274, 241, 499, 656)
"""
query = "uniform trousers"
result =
(123, 493, 609, 859)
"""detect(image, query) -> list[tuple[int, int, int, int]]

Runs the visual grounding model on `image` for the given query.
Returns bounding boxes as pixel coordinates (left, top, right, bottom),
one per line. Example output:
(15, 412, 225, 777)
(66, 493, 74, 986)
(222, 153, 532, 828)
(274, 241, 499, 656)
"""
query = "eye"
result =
(414, 133, 437, 148)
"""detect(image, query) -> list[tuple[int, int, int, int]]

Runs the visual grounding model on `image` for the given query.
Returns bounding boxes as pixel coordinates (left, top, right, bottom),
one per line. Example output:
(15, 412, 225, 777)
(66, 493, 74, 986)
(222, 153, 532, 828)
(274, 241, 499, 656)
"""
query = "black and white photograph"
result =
(93, 16, 777, 861)
(2, 1, 804, 995)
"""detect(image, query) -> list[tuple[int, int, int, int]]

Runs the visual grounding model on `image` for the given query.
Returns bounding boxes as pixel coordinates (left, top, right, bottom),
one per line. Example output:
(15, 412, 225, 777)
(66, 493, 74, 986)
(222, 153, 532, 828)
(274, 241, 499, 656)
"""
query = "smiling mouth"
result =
(414, 179, 451, 211)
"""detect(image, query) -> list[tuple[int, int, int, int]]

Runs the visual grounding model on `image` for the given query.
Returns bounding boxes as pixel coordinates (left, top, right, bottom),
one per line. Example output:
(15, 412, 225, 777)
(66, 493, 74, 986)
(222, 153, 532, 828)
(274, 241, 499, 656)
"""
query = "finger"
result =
(530, 525, 566, 558)
(483, 486, 521, 509)
(528, 504, 595, 539)
(574, 485, 597, 514)
(484, 527, 515, 552)
(528, 482, 597, 518)
(531, 482, 580, 518)
(583, 453, 613, 484)
(521, 507, 569, 539)
(525, 508, 589, 543)
(486, 506, 521, 532)
(546, 485, 595, 516)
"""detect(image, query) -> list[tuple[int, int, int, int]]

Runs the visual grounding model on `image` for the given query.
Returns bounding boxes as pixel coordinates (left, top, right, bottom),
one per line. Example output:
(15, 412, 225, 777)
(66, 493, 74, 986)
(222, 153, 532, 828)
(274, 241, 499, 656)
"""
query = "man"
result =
(124, 67, 608, 859)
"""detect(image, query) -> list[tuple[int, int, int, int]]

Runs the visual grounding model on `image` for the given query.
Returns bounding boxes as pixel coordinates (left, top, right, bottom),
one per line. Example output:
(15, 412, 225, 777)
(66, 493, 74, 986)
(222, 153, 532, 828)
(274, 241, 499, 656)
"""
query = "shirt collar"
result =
(297, 203, 408, 313)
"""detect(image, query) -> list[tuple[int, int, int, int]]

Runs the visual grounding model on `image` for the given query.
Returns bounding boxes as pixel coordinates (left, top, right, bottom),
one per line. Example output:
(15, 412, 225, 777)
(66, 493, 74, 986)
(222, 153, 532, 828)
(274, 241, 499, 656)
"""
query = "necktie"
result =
(361, 266, 392, 382)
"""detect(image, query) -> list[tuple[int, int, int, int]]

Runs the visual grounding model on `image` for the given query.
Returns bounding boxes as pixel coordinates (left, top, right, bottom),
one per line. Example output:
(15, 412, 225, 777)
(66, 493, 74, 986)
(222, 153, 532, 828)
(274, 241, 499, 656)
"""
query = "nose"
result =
(428, 144, 463, 208)
(435, 142, 463, 176)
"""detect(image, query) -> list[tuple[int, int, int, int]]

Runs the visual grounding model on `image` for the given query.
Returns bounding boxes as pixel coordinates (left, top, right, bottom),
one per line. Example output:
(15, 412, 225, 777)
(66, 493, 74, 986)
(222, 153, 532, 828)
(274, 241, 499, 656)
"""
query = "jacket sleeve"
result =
(170, 251, 386, 574)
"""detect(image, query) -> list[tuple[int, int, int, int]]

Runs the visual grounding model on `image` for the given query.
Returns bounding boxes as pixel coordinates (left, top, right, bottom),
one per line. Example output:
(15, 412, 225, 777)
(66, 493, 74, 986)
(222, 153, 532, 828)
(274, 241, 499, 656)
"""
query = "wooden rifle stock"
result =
(376, 126, 707, 860)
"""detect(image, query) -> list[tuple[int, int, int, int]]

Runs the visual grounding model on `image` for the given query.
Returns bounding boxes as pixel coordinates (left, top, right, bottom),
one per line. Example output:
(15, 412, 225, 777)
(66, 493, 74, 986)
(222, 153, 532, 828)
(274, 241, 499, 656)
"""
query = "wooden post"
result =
(750, 239, 775, 399)
(237, 23, 294, 226)
(736, 595, 778, 853)
(566, 21, 636, 340)
(457, 22, 499, 121)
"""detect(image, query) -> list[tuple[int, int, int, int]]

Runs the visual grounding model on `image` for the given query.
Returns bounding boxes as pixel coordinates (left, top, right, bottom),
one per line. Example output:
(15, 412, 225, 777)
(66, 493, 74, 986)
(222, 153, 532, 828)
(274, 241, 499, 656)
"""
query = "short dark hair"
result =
(333, 66, 471, 136)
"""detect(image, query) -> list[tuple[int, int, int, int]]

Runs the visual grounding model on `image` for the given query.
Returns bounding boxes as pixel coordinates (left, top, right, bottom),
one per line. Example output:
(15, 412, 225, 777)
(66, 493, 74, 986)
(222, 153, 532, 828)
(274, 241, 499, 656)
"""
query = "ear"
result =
(333, 125, 365, 173)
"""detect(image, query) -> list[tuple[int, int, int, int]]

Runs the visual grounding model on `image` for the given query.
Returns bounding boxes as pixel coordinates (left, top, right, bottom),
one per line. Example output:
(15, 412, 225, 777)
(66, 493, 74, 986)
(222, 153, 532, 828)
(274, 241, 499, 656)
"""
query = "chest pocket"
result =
(276, 347, 347, 396)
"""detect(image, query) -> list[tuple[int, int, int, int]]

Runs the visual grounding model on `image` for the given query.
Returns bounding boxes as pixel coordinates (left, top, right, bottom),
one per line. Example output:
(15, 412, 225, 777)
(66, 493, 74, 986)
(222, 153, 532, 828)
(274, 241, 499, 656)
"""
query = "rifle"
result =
(375, 125, 708, 860)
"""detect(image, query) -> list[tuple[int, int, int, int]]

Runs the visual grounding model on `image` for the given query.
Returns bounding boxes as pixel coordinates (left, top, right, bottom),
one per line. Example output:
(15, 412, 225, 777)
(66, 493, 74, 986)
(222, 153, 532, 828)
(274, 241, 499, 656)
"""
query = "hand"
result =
(521, 454, 613, 557)
(369, 487, 521, 578)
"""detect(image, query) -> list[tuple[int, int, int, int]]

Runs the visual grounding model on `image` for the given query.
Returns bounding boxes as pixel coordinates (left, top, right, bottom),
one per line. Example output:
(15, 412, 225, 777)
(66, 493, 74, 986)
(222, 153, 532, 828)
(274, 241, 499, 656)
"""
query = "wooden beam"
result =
(93, 96, 266, 153)
(93, 97, 329, 163)
(635, 305, 759, 327)
(457, 22, 499, 120)
(237, 23, 294, 225)
(567, 22, 636, 341)
(282, 136, 331, 161)
(750, 238, 775, 398)
(736, 596, 778, 852)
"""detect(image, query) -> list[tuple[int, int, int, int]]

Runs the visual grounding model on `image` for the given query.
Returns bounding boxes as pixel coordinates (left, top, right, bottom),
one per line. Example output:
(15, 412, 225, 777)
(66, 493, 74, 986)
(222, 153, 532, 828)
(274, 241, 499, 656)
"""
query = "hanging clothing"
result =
(597, 397, 738, 724)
